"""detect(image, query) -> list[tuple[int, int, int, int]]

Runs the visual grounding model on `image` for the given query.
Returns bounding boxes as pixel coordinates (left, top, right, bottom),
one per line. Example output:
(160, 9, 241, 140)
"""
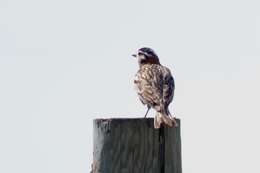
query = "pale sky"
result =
(0, 0, 260, 173)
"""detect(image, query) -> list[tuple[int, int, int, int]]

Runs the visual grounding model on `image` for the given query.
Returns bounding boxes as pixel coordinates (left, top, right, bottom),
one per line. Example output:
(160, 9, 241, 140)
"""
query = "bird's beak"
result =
(132, 54, 137, 58)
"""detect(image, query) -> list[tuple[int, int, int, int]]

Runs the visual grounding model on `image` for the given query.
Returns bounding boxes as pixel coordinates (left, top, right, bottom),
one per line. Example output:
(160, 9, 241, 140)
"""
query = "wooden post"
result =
(91, 118, 182, 173)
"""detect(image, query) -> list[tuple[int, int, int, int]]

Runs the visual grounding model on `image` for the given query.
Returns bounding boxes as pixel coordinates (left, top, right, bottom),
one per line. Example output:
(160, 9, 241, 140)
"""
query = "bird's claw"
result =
(170, 117, 178, 127)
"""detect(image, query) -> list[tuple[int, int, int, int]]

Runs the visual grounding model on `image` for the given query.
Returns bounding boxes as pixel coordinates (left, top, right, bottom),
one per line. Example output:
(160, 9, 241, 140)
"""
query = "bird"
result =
(132, 47, 178, 129)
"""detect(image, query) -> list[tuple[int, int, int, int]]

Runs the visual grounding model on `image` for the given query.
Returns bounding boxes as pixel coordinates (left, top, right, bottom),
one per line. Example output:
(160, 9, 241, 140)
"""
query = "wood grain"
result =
(92, 118, 181, 173)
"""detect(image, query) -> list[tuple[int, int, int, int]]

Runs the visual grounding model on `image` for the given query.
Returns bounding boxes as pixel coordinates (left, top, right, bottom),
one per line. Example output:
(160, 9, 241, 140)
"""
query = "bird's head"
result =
(132, 47, 160, 66)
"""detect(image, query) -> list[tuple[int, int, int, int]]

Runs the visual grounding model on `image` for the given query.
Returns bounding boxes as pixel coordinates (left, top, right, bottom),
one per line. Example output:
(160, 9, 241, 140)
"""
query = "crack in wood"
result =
(159, 126, 165, 173)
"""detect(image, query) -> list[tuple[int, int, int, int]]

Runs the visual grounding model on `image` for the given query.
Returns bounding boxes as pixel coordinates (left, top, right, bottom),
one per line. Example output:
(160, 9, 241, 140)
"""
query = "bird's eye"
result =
(138, 52, 144, 56)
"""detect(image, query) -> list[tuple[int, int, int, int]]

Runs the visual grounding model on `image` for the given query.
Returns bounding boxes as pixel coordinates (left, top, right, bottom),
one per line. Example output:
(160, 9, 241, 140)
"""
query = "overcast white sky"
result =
(0, 0, 260, 173)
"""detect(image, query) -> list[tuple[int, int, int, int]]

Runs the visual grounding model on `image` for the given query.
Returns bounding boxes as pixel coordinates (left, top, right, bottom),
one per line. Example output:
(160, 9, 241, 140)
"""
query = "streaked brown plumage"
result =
(133, 47, 177, 128)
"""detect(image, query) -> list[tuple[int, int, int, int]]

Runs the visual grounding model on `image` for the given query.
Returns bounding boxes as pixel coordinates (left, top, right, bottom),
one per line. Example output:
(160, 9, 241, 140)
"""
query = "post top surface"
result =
(94, 117, 180, 124)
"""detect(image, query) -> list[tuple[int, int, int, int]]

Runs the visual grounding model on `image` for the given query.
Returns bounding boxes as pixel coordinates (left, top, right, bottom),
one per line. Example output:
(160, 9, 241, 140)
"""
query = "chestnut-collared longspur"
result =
(133, 47, 177, 129)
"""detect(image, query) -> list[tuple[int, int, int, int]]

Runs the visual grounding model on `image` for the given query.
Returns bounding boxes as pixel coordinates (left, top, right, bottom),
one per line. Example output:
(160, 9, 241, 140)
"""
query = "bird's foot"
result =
(170, 117, 178, 127)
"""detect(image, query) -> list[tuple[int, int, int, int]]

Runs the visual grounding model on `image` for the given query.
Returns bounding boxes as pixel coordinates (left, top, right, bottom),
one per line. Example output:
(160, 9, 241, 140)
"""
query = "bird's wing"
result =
(134, 65, 163, 111)
(162, 67, 175, 107)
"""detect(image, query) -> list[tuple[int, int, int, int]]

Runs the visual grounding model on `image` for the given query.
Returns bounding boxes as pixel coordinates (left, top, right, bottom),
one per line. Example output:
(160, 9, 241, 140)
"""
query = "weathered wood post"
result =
(91, 118, 182, 173)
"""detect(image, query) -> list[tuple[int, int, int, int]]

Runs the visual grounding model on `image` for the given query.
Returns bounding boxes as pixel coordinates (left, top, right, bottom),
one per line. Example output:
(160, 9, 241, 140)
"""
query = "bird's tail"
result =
(154, 112, 178, 129)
